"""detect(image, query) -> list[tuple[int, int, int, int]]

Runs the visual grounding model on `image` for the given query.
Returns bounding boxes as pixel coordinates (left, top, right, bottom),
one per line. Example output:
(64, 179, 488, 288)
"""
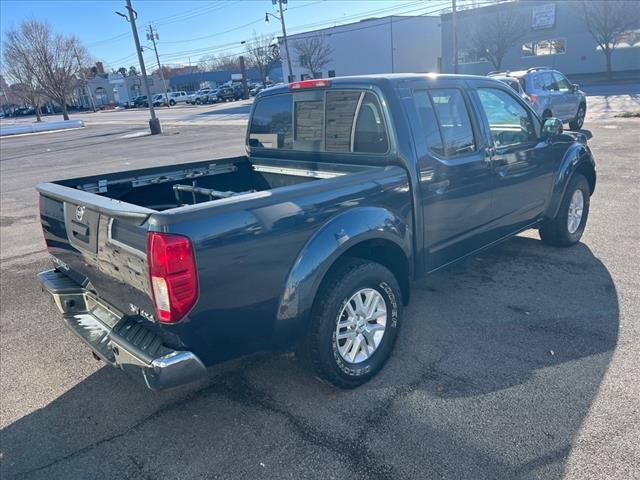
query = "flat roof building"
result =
(279, 15, 442, 80)
(440, 1, 640, 77)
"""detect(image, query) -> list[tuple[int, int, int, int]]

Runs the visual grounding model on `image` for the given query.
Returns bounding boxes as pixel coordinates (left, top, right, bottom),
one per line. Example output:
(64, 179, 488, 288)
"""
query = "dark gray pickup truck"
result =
(37, 75, 596, 390)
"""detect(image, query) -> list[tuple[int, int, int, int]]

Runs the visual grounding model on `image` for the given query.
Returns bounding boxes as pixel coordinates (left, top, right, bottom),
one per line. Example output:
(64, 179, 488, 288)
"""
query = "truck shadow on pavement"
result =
(1, 235, 619, 480)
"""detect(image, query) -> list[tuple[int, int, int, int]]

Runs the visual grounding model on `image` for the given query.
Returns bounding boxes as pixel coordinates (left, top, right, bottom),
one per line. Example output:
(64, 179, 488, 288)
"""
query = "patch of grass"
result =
(614, 111, 640, 118)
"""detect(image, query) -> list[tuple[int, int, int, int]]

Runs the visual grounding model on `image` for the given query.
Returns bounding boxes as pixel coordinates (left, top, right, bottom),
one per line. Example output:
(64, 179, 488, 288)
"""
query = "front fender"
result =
(545, 139, 595, 220)
(275, 206, 412, 341)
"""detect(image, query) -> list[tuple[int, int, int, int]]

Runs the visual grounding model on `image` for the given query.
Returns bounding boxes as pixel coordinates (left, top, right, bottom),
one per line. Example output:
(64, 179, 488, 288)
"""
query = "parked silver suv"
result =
(488, 67, 586, 130)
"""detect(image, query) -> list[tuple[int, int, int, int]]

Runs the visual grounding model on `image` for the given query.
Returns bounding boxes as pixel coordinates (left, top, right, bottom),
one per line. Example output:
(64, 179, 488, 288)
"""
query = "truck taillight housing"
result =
(147, 232, 198, 324)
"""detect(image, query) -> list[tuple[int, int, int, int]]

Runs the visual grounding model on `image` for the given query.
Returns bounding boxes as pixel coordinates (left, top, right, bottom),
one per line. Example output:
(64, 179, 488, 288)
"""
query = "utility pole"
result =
(117, 0, 161, 134)
(266, 0, 294, 83)
(452, 0, 458, 74)
(73, 47, 96, 112)
(147, 25, 170, 107)
(239, 56, 249, 100)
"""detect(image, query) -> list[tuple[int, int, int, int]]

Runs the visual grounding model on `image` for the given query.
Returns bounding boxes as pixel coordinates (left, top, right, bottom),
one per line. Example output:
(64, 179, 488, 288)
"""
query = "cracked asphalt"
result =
(1, 106, 639, 479)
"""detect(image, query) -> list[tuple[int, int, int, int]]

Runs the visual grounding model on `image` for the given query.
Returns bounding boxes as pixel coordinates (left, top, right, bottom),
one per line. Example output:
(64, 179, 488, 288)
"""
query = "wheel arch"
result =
(273, 207, 412, 345)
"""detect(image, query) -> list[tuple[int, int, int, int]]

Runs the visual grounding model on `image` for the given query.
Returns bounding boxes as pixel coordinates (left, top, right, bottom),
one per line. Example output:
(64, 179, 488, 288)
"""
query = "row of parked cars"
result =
(488, 67, 586, 131)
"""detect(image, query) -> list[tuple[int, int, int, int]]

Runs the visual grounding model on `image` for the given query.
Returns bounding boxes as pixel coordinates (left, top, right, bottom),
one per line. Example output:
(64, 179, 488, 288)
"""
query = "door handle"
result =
(428, 179, 450, 194)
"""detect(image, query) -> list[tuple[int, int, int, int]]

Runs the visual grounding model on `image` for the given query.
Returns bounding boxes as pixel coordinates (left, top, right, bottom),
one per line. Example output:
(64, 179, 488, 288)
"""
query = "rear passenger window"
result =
(414, 90, 445, 155)
(353, 93, 389, 153)
(429, 88, 476, 156)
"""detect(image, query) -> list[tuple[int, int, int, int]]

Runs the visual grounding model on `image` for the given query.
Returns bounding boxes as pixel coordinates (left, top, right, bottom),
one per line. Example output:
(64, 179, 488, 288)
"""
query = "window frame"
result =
(521, 38, 567, 57)
(247, 89, 391, 156)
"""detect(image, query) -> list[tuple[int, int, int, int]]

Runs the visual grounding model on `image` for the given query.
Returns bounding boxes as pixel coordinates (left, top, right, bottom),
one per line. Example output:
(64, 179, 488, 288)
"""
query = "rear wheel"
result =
(169, 99, 176, 106)
(540, 174, 590, 247)
(569, 104, 586, 131)
(300, 258, 402, 389)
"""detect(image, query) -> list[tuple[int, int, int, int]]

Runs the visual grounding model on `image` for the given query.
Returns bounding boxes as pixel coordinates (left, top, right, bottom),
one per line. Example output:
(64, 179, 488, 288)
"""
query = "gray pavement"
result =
(0, 107, 639, 479)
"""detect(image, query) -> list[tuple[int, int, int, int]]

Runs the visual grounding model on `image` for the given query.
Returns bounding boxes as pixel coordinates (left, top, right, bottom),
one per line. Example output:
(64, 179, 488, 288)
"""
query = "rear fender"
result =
(274, 207, 411, 342)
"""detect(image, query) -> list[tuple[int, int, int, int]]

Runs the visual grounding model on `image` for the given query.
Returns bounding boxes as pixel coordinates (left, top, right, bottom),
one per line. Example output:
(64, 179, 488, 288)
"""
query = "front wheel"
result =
(540, 174, 590, 247)
(300, 259, 402, 389)
(169, 99, 176, 106)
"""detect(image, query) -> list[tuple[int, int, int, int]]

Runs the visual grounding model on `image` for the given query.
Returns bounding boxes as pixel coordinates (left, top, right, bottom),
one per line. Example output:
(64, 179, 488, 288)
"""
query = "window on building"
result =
(477, 88, 537, 148)
(522, 39, 566, 56)
(428, 88, 476, 156)
(596, 29, 640, 49)
(95, 87, 108, 106)
(328, 70, 336, 78)
(458, 48, 487, 64)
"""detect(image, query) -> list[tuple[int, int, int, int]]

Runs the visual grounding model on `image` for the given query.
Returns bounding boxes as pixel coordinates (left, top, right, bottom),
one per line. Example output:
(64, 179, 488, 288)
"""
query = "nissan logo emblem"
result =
(75, 205, 85, 222)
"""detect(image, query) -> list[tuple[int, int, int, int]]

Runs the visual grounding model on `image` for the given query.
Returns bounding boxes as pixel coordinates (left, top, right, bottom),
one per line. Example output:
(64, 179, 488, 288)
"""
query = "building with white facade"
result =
(279, 15, 442, 81)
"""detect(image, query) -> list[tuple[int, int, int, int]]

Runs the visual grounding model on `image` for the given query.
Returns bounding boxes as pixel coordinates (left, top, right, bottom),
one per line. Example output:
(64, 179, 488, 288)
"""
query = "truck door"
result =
(471, 84, 555, 235)
(410, 85, 497, 271)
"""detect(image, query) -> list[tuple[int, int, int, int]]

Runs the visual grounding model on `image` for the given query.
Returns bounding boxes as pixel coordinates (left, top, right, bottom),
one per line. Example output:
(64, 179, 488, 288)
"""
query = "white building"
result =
(279, 15, 442, 81)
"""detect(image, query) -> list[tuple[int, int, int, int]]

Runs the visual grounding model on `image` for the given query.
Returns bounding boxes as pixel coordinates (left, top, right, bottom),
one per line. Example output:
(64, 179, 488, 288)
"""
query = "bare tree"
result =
(293, 36, 333, 78)
(197, 53, 241, 72)
(579, 1, 640, 79)
(468, 7, 526, 71)
(4, 20, 89, 120)
(245, 33, 280, 85)
(2, 24, 45, 121)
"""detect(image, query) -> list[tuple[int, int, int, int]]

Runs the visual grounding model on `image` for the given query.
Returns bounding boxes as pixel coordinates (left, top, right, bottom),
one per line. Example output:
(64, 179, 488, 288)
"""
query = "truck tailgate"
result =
(37, 182, 156, 320)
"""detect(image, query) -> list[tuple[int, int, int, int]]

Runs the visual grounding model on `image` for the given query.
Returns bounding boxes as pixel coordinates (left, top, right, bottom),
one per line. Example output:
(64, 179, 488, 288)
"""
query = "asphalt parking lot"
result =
(1, 101, 639, 479)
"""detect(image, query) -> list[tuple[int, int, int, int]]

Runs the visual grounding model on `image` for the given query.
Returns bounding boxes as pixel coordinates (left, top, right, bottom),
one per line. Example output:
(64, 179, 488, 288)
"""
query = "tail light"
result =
(289, 79, 331, 90)
(147, 232, 198, 324)
(528, 94, 537, 105)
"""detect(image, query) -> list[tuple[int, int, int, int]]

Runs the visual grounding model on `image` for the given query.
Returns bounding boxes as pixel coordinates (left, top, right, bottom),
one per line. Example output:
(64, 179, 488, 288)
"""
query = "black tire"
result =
(569, 104, 586, 131)
(300, 258, 403, 389)
(540, 174, 590, 247)
(195, 99, 201, 105)
(542, 109, 553, 119)
(169, 99, 176, 106)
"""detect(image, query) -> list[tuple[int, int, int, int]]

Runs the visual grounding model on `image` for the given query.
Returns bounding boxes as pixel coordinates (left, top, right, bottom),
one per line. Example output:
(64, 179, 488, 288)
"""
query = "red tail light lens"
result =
(147, 232, 198, 324)
(289, 79, 331, 90)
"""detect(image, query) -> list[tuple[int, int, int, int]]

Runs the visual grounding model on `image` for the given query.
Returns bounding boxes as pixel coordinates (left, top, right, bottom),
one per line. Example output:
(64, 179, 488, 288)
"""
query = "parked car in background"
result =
(166, 91, 189, 106)
(216, 85, 240, 102)
(125, 95, 148, 108)
(187, 89, 211, 105)
(36, 74, 596, 391)
(250, 83, 265, 96)
(152, 94, 168, 107)
(488, 67, 586, 130)
(488, 75, 531, 104)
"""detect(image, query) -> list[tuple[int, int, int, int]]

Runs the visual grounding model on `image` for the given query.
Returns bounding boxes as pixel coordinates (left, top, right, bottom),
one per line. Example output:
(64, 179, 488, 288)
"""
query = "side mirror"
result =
(572, 83, 580, 92)
(542, 117, 563, 139)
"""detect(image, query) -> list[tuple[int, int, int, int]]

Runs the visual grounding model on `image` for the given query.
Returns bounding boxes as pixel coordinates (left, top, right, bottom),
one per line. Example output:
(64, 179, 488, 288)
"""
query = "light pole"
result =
(147, 25, 170, 107)
(116, 0, 162, 134)
(265, 0, 294, 83)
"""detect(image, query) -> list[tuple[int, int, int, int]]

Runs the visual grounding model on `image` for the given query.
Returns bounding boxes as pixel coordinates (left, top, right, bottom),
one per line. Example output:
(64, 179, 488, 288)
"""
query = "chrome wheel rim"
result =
(567, 189, 584, 234)
(335, 288, 387, 364)
(577, 107, 585, 127)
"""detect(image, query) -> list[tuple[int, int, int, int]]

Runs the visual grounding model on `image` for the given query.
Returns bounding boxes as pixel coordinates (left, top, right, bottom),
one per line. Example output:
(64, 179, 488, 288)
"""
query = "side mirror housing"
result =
(572, 83, 580, 92)
(542, 117, 563, 139)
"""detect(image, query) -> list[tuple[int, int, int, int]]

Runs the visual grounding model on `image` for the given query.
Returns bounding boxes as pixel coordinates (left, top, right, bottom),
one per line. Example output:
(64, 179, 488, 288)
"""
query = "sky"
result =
(0, 0, 451, 70)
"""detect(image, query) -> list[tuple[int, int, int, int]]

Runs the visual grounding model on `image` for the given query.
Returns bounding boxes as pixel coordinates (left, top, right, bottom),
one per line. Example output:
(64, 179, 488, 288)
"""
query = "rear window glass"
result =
(429, 88, 476, 156)
(414, 90, 445, 155)
(248, 90, 389, 154)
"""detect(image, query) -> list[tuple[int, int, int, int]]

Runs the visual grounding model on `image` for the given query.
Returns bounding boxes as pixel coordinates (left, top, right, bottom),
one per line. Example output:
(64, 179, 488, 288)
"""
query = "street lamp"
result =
(265, 0, 294, 83)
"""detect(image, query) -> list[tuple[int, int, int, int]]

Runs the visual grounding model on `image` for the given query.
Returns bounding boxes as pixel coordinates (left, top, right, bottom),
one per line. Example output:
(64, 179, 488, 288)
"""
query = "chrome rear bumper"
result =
(37, 269, 206, 390)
